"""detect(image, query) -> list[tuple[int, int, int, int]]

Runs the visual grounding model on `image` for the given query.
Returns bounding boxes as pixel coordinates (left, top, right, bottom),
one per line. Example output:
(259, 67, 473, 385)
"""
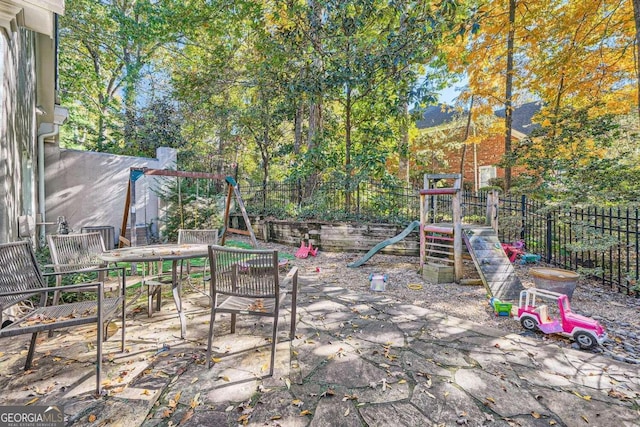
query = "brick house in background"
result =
(415, 102, 541, 192)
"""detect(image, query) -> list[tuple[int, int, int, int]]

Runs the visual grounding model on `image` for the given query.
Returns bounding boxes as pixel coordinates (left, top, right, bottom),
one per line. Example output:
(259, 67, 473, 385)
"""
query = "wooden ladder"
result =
(419, 174, 463, 281)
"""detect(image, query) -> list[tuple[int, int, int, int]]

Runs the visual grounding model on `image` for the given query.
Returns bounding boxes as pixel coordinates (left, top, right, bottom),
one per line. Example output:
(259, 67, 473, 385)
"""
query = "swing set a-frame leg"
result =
(221, 176, 258, 247)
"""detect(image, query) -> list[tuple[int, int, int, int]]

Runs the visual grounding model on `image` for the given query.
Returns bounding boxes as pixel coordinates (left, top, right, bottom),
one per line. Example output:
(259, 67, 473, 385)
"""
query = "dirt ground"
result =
(261, 239, 640, 363)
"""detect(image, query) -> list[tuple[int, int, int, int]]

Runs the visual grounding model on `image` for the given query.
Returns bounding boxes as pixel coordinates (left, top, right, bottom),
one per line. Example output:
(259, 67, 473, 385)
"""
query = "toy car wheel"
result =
(520, 316, 538, 331)
(574, 332, 598, 349)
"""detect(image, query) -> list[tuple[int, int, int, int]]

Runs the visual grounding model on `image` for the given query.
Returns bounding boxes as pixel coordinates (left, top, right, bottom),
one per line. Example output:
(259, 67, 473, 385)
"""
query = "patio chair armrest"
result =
(281, 266, 299, 291)
(43, 264, 126, 277)
(0, 282, 103, 298)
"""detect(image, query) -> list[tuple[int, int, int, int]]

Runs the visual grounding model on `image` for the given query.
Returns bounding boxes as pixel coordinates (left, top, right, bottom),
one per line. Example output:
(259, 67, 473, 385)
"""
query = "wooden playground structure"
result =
(118, 168, 257, 248)
(419, 173, 522, 300)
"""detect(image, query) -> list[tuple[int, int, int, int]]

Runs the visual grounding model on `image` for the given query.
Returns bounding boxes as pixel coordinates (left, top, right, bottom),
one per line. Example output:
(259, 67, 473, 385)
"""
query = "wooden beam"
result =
(131, 167, 226, 180)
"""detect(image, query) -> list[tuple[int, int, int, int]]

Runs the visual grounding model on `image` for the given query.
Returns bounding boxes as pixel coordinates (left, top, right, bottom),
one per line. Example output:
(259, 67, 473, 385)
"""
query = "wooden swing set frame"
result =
(118, 167, 257, 248)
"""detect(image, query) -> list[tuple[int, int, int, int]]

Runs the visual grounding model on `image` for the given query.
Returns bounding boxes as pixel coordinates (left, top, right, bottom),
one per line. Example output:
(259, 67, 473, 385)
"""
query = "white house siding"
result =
(0, 28, 37, 243)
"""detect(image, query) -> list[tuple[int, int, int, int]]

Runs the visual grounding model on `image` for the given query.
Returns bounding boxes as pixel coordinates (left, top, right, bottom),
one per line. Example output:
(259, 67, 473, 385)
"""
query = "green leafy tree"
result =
(59, 0, 198, 153)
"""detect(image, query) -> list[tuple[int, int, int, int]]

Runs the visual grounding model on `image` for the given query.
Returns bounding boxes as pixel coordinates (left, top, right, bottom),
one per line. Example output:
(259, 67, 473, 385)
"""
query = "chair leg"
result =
(230, 313, 236, 334)
(290, 293, 298, 339)
(207, 308, 217, 369)
(24, 332, 38, 370)
(270, 315, 279, 377)
(147, 286, 162, 317)
(147, 286, 154, 317)
(97, 317, 103, 396)
(121, 276, 126, 352)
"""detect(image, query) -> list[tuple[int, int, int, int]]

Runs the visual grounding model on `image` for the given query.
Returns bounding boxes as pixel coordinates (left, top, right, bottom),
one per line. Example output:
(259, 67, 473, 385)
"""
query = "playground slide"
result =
(347, 220, 421, 268)
(462, 226, 524, 301)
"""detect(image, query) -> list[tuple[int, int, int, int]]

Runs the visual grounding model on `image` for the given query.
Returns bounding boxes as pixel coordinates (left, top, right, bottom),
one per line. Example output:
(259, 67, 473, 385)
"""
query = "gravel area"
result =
(260, 240, 640, 365)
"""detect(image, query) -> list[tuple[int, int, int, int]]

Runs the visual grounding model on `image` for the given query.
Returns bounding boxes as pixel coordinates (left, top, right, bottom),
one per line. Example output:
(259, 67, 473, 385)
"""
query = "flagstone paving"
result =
(0, 272, 638, 427)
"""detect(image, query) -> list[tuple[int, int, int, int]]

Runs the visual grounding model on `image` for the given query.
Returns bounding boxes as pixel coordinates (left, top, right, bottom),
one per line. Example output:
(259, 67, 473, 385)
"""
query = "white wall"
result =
(44, 145, 177, 246)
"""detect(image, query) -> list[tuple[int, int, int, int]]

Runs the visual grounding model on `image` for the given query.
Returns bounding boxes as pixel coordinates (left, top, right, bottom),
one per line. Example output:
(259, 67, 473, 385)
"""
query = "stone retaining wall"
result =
(230, 214, 419, 256)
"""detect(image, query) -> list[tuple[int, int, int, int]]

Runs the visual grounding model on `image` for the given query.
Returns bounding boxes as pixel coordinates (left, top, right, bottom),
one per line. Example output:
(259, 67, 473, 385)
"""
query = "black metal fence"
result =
(240, 180, 639, 296)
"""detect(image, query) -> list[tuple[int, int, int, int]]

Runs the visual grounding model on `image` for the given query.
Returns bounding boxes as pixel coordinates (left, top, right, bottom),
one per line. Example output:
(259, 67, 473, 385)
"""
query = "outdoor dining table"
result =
(99, 243, 210, 339)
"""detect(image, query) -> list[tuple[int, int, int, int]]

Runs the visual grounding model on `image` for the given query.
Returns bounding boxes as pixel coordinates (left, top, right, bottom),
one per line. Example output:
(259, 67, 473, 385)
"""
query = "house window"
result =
(479, 166, 497, 188)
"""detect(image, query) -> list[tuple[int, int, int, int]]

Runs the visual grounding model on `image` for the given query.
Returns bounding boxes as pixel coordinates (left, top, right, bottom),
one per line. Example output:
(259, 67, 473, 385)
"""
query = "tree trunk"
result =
(398, 101, 410, 185)
(294, 102, 303, 155)
(396, 8, 410, 185)
(345, 84, 352, 210)
(504, 0, 516, 192)
(460, 95, 475, 188)
(305, 0, 323, 196)
(633, 0, 640, 123)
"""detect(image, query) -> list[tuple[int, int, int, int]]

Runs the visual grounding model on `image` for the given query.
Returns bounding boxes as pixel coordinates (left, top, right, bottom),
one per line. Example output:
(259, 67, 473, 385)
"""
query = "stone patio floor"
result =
(1, 270, 639, 427)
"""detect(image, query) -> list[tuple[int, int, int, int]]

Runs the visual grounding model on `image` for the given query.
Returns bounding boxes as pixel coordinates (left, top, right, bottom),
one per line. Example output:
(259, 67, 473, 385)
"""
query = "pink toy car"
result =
(515, 288, 607, 349)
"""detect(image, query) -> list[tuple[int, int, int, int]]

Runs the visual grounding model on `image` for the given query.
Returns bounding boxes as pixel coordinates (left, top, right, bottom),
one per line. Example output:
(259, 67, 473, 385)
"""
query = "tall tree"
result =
(503, 0, 516, 191)
(59, 0, 195, 152)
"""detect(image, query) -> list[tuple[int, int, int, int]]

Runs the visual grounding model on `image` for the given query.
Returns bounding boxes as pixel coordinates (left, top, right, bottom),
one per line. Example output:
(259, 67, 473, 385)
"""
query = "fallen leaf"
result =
(271, 415, 282, 420)
(485, 397, 495, 404)
(225, 405, 235, 412)
(532, 411, 541, 419)
(180, 409, 194, 424)
(608, 389, 630, 400)
(141, 389, 150, 396)
(88, 414, 97, 422)
(291, 399, 303, 407)
(211, 357, 222, 363)
(398, 379, 407, 384)
(284, 378, 291, 389)
(218, 375, 230, 382)
(162, 409, 173, 418)
(190, 392, 201, 409)
(549, 421, 557, 425)
(191, 378, 198, 384)
(300, 410, 313, 416)
(25, 397, 39, 406)
(581, 415, 589, 423)
(344, 408, 350, 416)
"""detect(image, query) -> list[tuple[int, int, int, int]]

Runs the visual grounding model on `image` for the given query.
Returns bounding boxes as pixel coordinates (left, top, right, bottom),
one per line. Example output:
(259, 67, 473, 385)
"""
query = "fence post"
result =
(546, 211, 553, 263)
(520, 194, 526, 240)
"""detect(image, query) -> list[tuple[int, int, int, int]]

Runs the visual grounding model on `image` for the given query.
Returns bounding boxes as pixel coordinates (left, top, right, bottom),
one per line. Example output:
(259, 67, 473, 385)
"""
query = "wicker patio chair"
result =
(0, 241, 125, 395)
(206, 245, 298, 376)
